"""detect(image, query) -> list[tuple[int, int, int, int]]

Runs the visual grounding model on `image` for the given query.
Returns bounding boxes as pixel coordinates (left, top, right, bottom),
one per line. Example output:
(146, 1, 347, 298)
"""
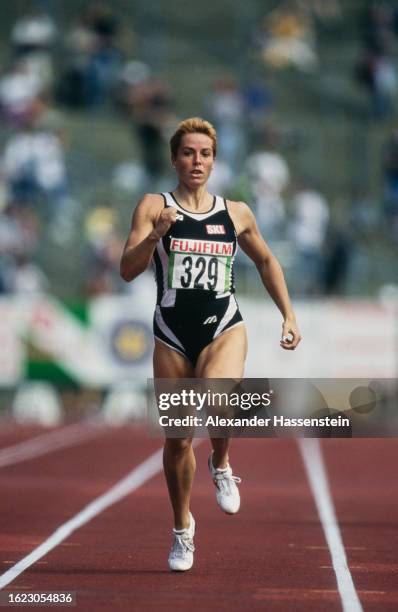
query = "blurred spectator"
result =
(59, 14, 97, 108)
(11, 8, 57, 54)
(2, 122, 70, 225)
(350, 187, 380, 236)
(355, 48, 397, 118)
(0, 206, 22, 292)
(207, 159, 234, 197)
(59, 2, 126, 108)
(355, 3, 398, 118)
(206, 75, 245, 171)
(112, 160, 147, 195)
(246, 129, 290, 240)
(10, 7, 58, 87)
(322, 224, 351, 295)
(120, 66, 175, 183)
(88, 2, 119, 43)
(242, 78, 274, 132)
(288, 181, 330, 296)
(0, 60, 46, 128)
(257, 3, 318, 72)
(0, 204, 41, 293)
(84, 204, 124, 295)
(85, 2, 124, 107)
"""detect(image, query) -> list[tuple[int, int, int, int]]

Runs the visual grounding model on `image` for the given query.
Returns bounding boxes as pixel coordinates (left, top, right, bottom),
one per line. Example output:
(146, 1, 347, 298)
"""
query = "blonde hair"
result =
(170, 117, 217, 159)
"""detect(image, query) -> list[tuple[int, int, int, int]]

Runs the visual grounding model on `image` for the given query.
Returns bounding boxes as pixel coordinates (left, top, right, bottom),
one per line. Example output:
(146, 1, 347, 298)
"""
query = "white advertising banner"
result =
(239, 298, 397, 378)
(0, 295, 396, 386)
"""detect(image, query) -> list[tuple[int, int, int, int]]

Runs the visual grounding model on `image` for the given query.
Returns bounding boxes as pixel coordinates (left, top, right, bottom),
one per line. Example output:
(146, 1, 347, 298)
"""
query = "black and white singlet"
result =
(152, 192, 243, 365)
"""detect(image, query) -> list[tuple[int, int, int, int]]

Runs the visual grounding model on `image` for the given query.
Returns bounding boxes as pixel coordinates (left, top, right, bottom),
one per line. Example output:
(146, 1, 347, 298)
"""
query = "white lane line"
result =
(0, 446, 164, 589)
(0, 421, 105, 469)
(297, 439, 363, 612)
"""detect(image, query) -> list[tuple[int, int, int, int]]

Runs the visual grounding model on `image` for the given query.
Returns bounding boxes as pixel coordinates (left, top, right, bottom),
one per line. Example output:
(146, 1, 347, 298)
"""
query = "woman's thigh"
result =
(195, 324, 248, 378)
(153, 339, 195, 378)
(154, 340, 196, 439)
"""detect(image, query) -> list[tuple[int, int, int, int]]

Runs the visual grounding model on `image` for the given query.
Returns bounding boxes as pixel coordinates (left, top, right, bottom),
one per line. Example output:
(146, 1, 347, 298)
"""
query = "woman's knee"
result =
(164, 437, 193, 456)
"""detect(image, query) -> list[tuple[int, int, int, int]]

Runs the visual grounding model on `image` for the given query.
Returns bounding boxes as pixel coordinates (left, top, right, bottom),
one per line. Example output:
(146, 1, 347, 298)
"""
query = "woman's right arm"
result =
(120, 193, 177, 282)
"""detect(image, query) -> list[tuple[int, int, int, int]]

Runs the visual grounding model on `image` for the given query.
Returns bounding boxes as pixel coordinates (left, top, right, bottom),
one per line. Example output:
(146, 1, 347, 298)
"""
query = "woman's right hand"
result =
(154, 208, 178, 237)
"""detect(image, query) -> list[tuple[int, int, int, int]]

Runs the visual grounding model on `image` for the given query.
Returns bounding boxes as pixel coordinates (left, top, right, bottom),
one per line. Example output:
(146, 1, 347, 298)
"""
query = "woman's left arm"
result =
(230, 201, 302, 350)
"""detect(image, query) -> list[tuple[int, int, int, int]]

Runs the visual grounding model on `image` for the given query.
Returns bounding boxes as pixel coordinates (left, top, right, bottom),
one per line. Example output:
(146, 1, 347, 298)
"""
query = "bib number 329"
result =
(181, 255, 217, 289)
(169, 253, 229, 292)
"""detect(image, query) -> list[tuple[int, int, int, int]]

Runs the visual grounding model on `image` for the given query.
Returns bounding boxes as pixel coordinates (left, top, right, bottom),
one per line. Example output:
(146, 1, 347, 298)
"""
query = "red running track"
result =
(0, 424, 397, 611)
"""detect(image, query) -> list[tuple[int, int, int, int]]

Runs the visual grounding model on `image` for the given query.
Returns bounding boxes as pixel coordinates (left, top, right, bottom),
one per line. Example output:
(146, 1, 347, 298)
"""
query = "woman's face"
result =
(173, 132, 214, 188)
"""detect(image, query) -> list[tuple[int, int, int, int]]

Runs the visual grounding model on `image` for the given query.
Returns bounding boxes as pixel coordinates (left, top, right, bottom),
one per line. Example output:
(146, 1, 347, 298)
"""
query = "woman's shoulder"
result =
(225, 199, 253, 218)
(225, 199, 256, 235)
(135, 192, 165, 213)
(131, 193, 165, 224)
(138, 192, 165, 206)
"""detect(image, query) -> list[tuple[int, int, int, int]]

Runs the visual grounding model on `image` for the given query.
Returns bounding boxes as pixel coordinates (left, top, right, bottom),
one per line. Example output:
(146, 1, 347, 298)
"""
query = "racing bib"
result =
(168, 237, 233, 292)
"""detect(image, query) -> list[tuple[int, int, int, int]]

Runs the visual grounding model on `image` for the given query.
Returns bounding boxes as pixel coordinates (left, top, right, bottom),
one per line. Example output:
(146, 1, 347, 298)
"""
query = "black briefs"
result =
(153, 294, 243, 366)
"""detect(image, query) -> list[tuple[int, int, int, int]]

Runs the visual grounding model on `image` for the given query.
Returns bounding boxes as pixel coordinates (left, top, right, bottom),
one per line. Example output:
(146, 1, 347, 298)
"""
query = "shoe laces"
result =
(214, 470, 242, 495)
(171, 532, 195, 557)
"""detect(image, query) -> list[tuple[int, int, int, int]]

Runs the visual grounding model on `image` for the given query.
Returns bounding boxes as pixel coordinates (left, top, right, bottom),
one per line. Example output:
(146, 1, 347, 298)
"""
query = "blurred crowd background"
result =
(0, 0, 397, 302)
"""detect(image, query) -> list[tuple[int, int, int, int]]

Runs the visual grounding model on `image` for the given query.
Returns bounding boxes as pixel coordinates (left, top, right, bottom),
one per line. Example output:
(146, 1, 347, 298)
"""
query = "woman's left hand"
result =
(280, 319, 302, 350)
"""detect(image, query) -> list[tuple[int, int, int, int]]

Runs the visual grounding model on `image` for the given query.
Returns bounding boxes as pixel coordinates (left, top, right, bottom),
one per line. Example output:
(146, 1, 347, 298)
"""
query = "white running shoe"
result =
(168, 512, 195, 571)
(208, 454, 241, 514)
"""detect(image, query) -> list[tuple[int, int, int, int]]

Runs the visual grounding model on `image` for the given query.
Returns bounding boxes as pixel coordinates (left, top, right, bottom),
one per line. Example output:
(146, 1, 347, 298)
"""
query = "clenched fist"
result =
(154, 207, 179, 237)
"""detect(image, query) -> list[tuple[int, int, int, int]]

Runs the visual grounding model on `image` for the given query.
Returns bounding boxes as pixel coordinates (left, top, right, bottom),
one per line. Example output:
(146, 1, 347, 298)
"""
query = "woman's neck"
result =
(173, 184, 212, 211)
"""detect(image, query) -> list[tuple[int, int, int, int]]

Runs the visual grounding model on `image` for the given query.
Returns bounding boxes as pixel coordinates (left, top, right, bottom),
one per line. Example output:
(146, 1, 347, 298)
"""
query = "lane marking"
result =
(0, 422, 105, 469)
(298, 439, 363, 612)
(0, 446, 164, 589)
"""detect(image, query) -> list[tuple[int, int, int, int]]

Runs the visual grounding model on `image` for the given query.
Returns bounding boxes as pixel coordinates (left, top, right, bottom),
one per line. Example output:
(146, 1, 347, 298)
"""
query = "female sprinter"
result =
(120, 117, 301, 571)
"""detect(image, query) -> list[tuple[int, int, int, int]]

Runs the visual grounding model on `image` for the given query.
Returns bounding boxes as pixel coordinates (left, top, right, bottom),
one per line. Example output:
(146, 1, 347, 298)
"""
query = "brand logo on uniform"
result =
(206, 224, 225, 234)
(170, 237, 233, 256)
(203, 316, 217, 324)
